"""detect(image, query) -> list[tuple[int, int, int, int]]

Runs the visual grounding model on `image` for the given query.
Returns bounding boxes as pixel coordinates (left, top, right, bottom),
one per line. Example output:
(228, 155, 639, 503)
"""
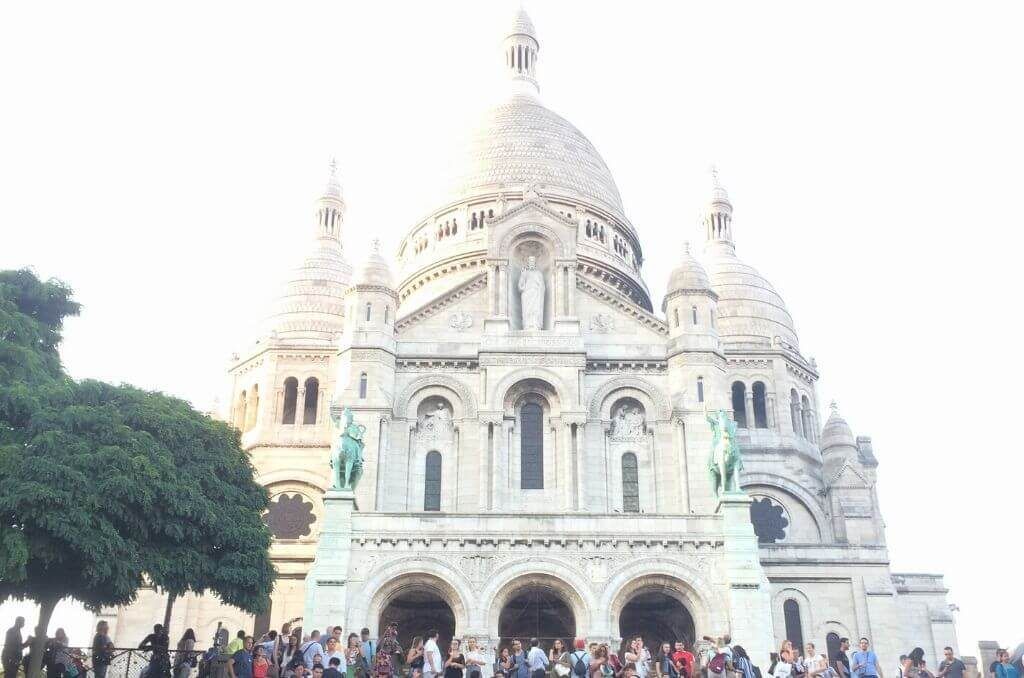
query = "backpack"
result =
(573, 653, 589, 678)
(709, 655, 726, 675)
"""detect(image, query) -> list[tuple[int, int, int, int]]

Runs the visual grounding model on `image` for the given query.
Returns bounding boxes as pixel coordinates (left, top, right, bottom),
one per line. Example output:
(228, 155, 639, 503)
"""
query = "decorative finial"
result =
(710, 164, 720, 186)
(830, 400, 839, 414)
(370, 238, 382, 254)
(683, 240, 691, 255)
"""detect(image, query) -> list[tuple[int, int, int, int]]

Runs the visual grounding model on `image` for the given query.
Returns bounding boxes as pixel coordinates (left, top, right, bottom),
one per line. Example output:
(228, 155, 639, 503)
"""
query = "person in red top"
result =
(671, 642, 694, 678)
(252, 645, 271, 678)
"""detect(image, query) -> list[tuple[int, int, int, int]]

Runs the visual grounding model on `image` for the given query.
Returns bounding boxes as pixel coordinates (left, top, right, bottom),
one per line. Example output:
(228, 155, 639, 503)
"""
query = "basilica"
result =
(102, 8, 958, 666)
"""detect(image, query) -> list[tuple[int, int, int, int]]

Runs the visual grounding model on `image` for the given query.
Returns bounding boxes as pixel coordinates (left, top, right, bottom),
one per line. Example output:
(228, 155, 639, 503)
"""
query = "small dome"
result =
(666, 241, 710, 292)
(356, 239, 394, 288)
(266, 239, 351, 344)
(820, 402, 856, 450)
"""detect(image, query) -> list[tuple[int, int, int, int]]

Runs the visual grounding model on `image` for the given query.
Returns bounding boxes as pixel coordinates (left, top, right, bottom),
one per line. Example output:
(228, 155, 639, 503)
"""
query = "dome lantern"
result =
(703, 165, 735, 251)
(503, 7, 540, 93)
(315, 158, 346, 245)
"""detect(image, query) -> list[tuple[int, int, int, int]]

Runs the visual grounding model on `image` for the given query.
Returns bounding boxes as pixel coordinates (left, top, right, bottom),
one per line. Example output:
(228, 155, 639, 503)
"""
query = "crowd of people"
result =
(4, 616, 1022, 678)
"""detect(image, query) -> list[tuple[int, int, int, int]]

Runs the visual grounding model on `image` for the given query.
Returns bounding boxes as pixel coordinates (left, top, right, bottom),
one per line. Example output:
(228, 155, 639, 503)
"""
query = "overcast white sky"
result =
(2, 0, 1022, 655)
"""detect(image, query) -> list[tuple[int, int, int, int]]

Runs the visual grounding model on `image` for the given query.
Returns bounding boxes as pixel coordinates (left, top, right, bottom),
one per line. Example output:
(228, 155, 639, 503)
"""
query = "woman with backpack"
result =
(729, 647, 755, 678)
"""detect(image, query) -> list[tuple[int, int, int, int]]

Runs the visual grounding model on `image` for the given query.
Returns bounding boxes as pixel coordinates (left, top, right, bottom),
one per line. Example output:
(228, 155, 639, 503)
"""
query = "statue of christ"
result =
(517, 256, 545, 330)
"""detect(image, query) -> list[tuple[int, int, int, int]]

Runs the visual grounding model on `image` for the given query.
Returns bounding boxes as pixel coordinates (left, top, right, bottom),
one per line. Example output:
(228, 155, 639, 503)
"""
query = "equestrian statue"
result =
(706, 405, 744, 496)
(330, 406, 366, 491)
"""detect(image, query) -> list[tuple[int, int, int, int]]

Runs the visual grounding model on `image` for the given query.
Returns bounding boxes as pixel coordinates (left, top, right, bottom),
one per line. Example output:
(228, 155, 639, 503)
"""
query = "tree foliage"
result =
(0, 269, 273, 675)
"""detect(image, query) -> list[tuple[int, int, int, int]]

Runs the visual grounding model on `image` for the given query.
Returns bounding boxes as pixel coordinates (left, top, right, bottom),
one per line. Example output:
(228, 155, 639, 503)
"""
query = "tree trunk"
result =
(27, 595, 59, 678)
(163, 592, 177, 630)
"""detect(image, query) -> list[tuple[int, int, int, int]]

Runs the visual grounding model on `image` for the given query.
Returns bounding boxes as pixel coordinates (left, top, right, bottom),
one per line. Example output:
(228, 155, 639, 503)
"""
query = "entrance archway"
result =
(379, 589, 456, 652)
(619, 591, 695, 651)
(498, 584, 576, 647)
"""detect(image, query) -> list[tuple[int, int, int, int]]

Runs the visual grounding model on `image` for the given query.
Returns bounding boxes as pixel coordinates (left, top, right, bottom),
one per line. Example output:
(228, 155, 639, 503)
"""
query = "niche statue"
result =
(329, 407, 366, 491)
(518, 255, 545, 330)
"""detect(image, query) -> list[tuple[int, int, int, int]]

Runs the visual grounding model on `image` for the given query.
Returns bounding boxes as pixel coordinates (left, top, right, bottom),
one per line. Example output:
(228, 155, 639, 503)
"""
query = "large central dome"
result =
(443, 91, 626, 218)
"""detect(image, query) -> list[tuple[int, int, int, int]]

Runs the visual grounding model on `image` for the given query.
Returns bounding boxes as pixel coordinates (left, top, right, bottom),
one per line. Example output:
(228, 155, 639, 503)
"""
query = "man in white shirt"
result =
(301, 632, 324, 670)
(526, 639, 549, 678)
(424, 630, 444, 678)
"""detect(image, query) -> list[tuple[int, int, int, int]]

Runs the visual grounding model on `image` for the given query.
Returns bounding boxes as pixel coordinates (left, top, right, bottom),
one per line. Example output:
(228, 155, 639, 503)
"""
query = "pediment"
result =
(826, 460, 872, 490)
(395, 273, 487, 333)
(577, 275, 668, 338)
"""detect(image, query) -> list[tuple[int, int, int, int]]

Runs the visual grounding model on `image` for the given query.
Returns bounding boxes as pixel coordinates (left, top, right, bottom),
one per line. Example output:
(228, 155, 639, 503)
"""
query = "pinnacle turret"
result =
(503, 6, 540, 93)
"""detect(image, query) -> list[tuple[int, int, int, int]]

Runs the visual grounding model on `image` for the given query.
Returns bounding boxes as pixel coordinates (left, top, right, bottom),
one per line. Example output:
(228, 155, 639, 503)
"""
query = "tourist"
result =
(527, 639, 549, 678)
(512, 641, 528, 678)
(424, 630, 444, 678)
(331, 629, 344, 652)
(936, 648, 965, 678)
(408, 637, 426, 678)
(175, 629, 198, 678)
(466, 638, 488, 678)
(852, 639, 883, 678)
(445, 640, 467, 678)
(732, 647, 755, 678)
(550, 640, 570, 678)
(719, 637, 733, 673)
(229, 632, 248, 655)
(496, 647, 515, 678)
(283, 636, 301, 675)
(313, 653, 326, 672)
(326, 639, 347, 673)
(345, 635, 362, 678)
(326, 657, 346, 678)
(92, 620, 115, 678)
(802, 644, 828, 678)
(591, 645, 611, 678)
(229, 637, 255, 678)
(770, 650, 794, 678)
(671, 642, 694, 678)
(655, 643, 675, 678)
(140, 624, 172, 678)
(3, 616, 30, 678)
(361, 629, 377, 675)
(313, 668, 324, 678)
(605, 645, 623, 678)
(254, 645, 272, 678)
(832, 640, 851, 678)
(302, 633, 325, 670)
(898, 655, 920, 678)
(568, 639, 590, 678)
(919, 659, 936, 678)
(624, 638, 649, 678)
(996, 650, 1021, 678)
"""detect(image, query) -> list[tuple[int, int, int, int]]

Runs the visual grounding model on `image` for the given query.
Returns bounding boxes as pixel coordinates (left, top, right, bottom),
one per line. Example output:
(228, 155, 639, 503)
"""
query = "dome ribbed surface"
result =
(266, 240, 352, 344)
(356, 240, 394, 288)
(820, 405, 857, 450)
(706, 246, 799, 348)
(666, 244, 710, 293)
(443, 93, 625, 218)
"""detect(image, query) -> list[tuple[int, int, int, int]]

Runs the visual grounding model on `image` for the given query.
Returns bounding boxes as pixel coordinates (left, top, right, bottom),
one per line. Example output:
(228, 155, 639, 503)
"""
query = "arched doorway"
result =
(619, 591, 695, 651)
(498, 584, 576, 647)
(379, 589, 457, 652)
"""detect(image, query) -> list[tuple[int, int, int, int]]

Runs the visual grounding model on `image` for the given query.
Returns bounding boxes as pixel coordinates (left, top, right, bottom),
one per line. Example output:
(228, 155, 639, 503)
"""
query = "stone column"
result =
(766, 392, 778, 430)
(718, 492, 774, 664)
(744, 390, 756, 430)
(303, 489, 356, 635)
(374, 416, 390, 511)
(478, 419, 492, 511)
(674, 416, 691, 513)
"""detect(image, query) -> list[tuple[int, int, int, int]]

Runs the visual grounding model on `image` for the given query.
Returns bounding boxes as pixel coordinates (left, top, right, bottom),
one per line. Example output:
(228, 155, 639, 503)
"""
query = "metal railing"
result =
(8, 649, 202, 678)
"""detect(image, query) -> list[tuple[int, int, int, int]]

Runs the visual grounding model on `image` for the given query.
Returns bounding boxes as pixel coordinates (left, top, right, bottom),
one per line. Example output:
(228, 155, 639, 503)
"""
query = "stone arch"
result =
(257, 469, 328, 493)
(588, 377, 672, 422)
(773, 587, 813, 649)
(492, 220, 569, 259)
(741, 472, 831, 542)
(601, 558, 723, 640)
(394, 375, 478, 420)
(352, 557, 474, 638)
(478, 558, 594, 634)
(814, 620, 853, 650)
(492, 368, 572, 414)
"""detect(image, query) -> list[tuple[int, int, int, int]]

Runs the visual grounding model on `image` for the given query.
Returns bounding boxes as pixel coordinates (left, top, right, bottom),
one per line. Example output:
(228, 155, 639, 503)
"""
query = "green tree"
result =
(0, 270, 273, 678)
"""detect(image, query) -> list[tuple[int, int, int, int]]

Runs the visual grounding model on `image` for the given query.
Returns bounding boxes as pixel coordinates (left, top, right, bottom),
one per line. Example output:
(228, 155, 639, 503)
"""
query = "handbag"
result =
(556, 666, 571, 677)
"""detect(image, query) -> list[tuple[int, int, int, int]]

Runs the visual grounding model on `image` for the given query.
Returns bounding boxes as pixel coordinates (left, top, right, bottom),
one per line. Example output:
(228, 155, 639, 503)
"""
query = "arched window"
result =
(826, 633, 842, 664)
(236, 390, 247, 429)
(281, 377, 298, 424)
(621, 453, 640, 513)
(384, 306, 390, 325)
(471, 213, 478, 229)
(791, 389, 802, 437)
(248, 384, 259, 431)
(783, 599, 804, 652)
(302, 377, 319, 425)
(674, 308, 680, 327)
(692, 305, 699, 325)
(359, 373, 368, 399)
(731, 381, 747, 428)
(752, 381, 768, 429)
(365, 303, 372, 321)
(520, 402, 544, 489)
(424, 451, 442, 511)
(697, 377, 704, 403)
(801, 395, 814, 441)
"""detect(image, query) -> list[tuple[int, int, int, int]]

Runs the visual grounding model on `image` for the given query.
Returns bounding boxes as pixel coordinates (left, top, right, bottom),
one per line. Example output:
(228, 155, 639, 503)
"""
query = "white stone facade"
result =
(103, 7, 957, 668)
